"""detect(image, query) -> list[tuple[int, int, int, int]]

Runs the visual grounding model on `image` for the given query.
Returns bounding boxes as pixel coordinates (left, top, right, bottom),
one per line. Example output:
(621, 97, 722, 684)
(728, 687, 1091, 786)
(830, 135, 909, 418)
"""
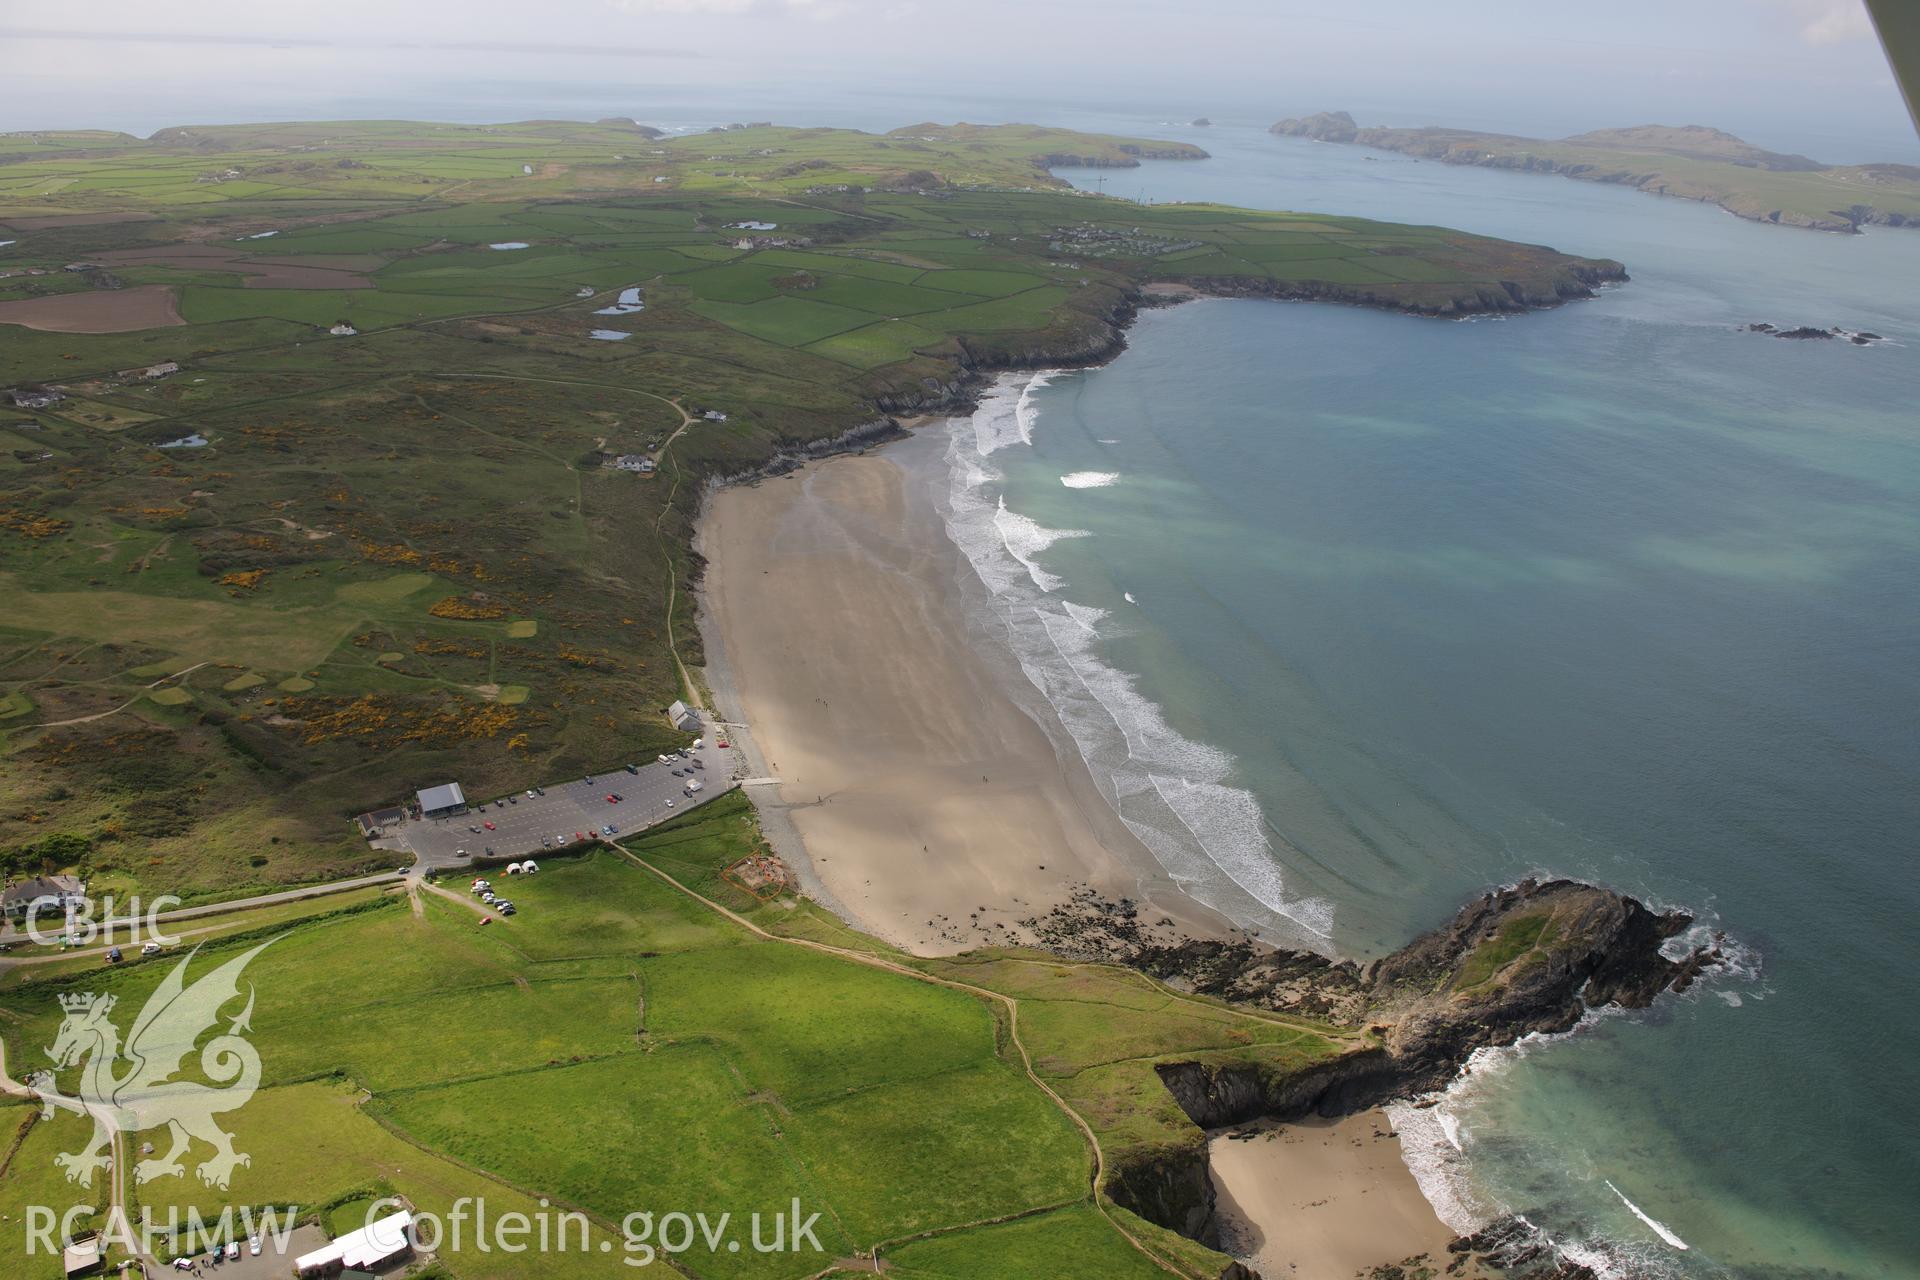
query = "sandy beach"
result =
(697, 428, 1233, 955)
(696, 419, 1465, 1269)
(1209, 1110, 1472, 1279)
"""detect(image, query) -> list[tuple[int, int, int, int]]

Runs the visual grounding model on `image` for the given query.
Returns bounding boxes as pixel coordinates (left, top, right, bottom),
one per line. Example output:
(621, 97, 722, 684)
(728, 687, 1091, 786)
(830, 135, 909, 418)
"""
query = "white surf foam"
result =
(970, 372, 1052, 456)
(1606, 1181, 1689, 1250)
(1060, 471, 1120, 489)
(991, 498, 1086, 593)
(936, 372, 1332, 943)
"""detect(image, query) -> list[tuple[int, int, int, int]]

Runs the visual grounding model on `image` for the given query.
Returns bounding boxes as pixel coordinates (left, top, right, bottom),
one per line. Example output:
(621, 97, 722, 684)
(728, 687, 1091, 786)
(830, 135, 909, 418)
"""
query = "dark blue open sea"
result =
(937, 124, 1920, 1277)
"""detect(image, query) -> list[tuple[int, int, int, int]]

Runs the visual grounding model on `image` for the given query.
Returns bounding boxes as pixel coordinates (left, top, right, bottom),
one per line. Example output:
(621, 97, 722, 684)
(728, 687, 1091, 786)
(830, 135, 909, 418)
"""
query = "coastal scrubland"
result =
(0, 119, 1623, 901)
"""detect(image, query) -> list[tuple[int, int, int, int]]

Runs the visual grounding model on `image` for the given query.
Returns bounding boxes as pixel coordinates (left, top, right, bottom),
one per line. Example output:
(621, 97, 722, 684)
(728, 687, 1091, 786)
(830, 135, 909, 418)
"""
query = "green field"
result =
(0, 797, 1353, 1279)
(0, 119, 1619, 900)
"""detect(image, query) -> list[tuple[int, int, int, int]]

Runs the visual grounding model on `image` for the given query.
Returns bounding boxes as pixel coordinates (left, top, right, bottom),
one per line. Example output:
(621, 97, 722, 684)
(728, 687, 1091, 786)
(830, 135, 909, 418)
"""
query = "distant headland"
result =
(1271, 110, 1920, 233)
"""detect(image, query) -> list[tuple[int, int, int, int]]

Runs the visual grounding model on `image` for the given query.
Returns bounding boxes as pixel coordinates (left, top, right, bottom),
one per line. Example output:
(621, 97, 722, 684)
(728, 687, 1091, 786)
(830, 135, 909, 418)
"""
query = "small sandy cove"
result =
(699, 432, 1230, 956)
(1211, 1110, 1474, 1279)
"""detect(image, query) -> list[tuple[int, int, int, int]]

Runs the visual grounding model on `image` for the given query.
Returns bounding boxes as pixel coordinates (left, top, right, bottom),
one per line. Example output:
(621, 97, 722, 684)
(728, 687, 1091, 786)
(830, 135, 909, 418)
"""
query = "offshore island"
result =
(0, 118, 1705, 1280)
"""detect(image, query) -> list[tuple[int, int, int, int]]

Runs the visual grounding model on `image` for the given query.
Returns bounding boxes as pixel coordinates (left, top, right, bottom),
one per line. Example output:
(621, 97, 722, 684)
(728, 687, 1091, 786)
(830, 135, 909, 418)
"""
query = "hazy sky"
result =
(3, 0, 1913, 161)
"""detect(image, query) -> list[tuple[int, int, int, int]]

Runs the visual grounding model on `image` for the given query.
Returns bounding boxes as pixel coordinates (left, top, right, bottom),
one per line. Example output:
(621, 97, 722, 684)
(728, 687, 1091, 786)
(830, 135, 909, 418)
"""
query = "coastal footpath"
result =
(1271, 110, 1920, 232)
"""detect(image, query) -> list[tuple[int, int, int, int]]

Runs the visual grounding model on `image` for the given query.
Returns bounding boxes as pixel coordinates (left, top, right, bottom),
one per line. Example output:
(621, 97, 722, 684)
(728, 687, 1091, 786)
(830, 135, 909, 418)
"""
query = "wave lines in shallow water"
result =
(940, 373, 1332, 943)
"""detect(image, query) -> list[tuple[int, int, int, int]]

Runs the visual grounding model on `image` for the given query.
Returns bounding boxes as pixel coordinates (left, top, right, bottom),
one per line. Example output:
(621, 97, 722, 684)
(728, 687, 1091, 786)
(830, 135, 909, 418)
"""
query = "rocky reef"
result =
(1746, 321, 1885, 345)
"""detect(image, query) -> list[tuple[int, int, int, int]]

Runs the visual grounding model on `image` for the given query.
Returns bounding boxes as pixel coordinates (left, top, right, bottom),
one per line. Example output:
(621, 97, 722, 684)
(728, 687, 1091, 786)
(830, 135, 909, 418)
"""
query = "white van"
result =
(684, 779, 704, 794)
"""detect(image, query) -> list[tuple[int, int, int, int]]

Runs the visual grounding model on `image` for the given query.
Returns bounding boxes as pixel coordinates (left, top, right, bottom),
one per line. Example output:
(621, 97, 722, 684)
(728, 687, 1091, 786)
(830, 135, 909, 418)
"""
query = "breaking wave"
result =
(1060, 470, 1121, 489)
(936, 373, 1332, 942)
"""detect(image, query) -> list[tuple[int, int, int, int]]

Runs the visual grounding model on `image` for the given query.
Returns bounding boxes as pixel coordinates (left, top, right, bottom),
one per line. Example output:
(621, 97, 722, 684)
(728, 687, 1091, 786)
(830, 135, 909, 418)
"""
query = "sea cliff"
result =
(1028, 879, 1721, 1275)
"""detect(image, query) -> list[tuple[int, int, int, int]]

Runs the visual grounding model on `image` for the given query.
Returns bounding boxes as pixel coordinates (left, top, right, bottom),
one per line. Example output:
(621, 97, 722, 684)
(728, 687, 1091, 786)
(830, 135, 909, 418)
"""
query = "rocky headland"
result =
(1023, 878, 1724, 1278)
(1271, 111, 1920, 233)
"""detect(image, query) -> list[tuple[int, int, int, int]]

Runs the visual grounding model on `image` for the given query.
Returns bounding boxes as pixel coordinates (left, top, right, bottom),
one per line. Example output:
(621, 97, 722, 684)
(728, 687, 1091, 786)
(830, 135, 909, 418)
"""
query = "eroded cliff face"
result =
(1057, 880, 1722, 1275)
(1139, 879, 1720, 1123)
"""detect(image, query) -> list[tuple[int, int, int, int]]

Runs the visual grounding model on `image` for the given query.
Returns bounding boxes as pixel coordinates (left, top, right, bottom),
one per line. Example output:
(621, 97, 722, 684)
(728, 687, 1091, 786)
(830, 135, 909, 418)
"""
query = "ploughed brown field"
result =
(0, 284, 184, 332)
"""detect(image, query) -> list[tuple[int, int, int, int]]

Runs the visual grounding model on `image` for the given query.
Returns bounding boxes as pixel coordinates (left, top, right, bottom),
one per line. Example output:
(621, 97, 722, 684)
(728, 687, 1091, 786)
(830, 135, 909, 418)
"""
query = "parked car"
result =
(226, 1242, 240, 1261)
(456, 848, 469, 857)
(625, 763, 640, 774)
(526, 790, 536, 799)
(249, 1236, 261, 1256)
(508, 796, 518, 804)
(499, 903, 517, 917)
(717, 739, 730, 749)
(141, 941, 162, 956)
(541, 837, 552, 848)
(483, 820, 495, 830)
(605, 794, 618, 804)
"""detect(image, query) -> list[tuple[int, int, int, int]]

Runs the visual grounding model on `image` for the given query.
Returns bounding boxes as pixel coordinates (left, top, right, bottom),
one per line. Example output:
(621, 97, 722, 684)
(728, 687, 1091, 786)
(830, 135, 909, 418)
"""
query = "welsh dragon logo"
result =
(27, 941, 271, 1190)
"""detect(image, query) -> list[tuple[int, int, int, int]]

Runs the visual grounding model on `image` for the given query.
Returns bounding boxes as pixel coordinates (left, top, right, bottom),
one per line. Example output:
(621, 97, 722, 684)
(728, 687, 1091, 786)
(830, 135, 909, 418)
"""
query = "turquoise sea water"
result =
(956, 127, 1920, 1276)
